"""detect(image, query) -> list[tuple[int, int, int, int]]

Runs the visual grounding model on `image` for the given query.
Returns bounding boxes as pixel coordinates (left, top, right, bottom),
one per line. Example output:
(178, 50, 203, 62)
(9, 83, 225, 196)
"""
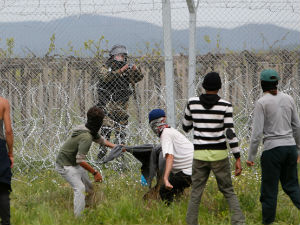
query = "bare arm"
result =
(163, 154, 174, 190)
(104, 139, 126, 153)
(94, 136, 117, 149)
(76, 138, 102, 182)
(235, 158, 242, 176)
(104, 139, 116, 148)
(79, 161, 102, 182)
(3, 99, 14, 168)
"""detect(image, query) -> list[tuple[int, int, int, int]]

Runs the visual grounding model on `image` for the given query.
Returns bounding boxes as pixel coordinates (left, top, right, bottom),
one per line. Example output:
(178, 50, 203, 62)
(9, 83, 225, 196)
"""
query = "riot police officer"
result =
(97, 44, 144, 161)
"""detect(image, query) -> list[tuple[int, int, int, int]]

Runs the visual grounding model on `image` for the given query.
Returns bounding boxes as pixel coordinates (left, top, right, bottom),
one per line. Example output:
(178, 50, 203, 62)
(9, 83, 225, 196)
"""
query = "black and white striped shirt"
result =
(182, 96, 240, 154)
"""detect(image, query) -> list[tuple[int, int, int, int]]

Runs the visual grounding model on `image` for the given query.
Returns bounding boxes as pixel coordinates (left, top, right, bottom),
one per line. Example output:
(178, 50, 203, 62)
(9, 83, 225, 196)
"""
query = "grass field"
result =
(9, 161, 300, 225)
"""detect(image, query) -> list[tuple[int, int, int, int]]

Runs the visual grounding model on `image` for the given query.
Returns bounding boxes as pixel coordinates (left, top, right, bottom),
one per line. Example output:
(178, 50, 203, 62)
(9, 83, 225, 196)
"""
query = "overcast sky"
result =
(0, 0, 299, 31)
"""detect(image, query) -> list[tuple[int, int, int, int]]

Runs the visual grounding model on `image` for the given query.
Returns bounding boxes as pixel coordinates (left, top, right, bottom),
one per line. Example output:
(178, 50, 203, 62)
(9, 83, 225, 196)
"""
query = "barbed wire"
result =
(0, 0, 299, 17)
(0, 0, 299, 180)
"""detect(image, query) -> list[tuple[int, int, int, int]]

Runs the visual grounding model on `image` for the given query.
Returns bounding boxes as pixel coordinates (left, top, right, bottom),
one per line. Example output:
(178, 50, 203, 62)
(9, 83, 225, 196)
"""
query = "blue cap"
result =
(148, 109, 165, 123)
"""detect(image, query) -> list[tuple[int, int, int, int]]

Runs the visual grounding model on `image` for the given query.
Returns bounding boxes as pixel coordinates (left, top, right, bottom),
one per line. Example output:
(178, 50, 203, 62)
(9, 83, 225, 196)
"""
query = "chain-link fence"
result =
(0, 0, 299, 175)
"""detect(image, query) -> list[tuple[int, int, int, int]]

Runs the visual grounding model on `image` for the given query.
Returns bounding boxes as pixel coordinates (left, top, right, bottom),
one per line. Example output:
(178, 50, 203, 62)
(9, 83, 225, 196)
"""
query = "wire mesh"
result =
(0, 0, 299, 175)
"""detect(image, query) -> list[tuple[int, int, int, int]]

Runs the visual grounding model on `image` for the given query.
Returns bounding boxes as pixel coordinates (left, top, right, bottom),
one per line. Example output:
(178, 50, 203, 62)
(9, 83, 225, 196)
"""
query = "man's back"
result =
(0, 96, 13, 185)
(0, 97, 8, 119)
(0, 97, 13, 142)
(183, 95, 239, 152)
(160, 127, 193, 175)
(56, 125, 94, 167)
(0, 97, 8, 140)
(248, 91, 300, 159)
(257, 92, 297, 139)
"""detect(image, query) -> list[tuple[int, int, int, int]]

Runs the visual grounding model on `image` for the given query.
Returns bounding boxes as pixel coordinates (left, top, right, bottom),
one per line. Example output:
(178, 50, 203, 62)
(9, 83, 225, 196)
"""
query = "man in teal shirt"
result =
(56, 106, 116, 217)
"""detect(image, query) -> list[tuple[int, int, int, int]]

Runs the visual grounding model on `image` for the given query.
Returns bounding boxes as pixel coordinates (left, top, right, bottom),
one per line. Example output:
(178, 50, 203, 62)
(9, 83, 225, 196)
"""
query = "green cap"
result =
(260, 69, 280, 82)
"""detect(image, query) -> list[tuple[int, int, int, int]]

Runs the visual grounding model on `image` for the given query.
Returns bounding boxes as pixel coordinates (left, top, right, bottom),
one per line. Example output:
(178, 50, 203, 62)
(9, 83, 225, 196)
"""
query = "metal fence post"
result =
(162, 0, 175, 127)
(187, 0, 199, 98)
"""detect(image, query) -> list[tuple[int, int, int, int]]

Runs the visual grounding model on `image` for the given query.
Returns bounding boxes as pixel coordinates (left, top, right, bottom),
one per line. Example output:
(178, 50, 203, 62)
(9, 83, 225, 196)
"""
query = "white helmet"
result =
(109, 45, 128, 57)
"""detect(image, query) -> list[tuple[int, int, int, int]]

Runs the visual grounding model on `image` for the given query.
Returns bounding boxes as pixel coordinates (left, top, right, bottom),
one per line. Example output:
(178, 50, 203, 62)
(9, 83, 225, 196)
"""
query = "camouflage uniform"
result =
(96, 59, 144, 160)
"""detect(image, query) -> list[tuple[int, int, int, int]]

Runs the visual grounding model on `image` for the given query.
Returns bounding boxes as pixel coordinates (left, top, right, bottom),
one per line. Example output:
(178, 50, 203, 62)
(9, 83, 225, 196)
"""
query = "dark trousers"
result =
(0, 190, 10, 225)
(260, 145, 300, 224)
(0, 139, 11, 225)
(186, 158, 245, 225)
(159, 171, 192, 205)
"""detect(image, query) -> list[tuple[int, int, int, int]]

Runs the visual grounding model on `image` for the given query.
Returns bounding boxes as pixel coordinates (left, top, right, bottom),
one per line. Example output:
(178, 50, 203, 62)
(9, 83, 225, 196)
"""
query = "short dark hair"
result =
(87, 106, 105, 123)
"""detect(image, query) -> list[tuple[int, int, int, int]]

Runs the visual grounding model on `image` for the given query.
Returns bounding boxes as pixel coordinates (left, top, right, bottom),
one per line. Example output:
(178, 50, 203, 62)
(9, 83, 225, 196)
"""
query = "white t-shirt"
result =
(160, 127, 194, 175)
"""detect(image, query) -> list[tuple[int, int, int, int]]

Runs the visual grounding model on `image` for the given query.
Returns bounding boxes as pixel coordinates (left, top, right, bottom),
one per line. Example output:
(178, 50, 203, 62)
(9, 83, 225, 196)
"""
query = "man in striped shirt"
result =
(183, 72, 245, 225)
